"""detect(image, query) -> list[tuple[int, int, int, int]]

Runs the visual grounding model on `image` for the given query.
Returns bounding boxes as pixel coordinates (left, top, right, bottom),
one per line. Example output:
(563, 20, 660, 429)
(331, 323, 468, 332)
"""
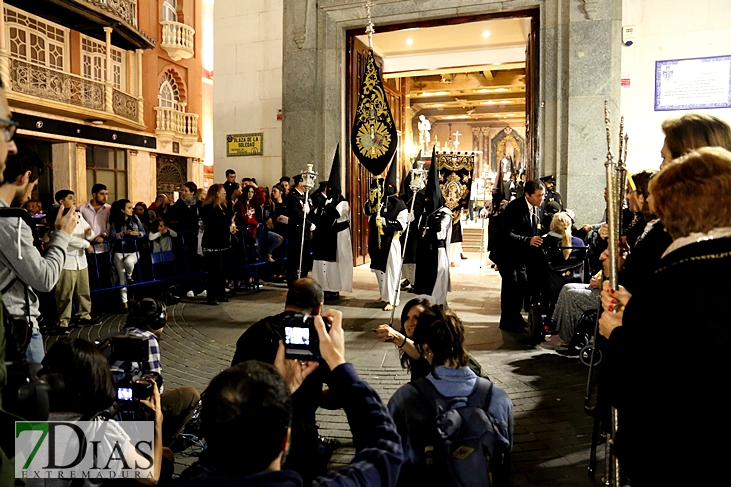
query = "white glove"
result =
(407, 211, 415, 224)
(479, 208, 488, 219)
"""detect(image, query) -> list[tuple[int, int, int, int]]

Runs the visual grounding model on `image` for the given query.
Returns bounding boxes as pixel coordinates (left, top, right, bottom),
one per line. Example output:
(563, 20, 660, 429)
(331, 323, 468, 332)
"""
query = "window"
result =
(158, 72, 180, 109)
(81, 35, 126, 90)
(86, 146, 127, 203)
(4, 5, 67, 70)
(163, 0, 178, 22)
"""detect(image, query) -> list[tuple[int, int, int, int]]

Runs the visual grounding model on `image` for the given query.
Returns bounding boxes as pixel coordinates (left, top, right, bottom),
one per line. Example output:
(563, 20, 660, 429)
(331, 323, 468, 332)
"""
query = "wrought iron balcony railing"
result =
(10, 58, 105, 111)
(9, 58, 141, 124)
(85, 0, 138, 27)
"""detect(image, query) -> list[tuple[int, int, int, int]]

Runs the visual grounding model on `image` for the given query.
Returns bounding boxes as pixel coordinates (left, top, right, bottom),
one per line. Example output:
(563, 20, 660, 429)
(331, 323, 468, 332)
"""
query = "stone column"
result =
(130, 150, 154, 204)
(149, 153, 158, 201)
(0, 0, 10, 88)
(543, 0, 622, 223)
(136, 49, 144, 125)
(127, 149, 139, 202)
(191, 158, 205, 188)
(51, 143, 76, 195)
(104, 27, 113, 114)
(75, 144, 87, 203)
(126, 50, 136, 96)
(282, 0, 326, 179)
(471, 127, 481, 177)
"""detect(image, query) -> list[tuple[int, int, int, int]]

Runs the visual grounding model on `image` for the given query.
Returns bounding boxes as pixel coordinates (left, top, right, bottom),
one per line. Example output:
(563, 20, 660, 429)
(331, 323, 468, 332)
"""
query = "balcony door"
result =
(163, 0, 178, 22)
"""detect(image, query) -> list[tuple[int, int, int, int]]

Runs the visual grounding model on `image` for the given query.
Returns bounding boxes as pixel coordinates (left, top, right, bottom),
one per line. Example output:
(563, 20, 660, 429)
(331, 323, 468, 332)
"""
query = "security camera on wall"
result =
(623, 26, 635, 47)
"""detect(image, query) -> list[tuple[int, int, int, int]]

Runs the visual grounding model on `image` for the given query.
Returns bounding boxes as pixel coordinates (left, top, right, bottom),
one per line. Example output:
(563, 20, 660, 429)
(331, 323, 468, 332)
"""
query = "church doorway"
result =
(346, 9, 539, 265)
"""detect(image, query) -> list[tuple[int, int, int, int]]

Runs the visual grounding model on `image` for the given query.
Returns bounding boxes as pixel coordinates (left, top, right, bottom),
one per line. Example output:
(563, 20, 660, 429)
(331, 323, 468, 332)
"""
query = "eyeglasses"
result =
(0, 117, 19, 142)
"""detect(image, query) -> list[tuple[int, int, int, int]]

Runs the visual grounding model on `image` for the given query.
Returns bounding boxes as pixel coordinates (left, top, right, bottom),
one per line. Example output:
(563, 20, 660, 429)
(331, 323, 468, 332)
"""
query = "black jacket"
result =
(200, 204, 233, 251)
(173, 363, 403, 487)
(492, 196, 542, 267)
(167, 198, 201, 233)
(286, 189, 312, 243)
(606, 236, 731, 485)
(231, 311, 329, 481)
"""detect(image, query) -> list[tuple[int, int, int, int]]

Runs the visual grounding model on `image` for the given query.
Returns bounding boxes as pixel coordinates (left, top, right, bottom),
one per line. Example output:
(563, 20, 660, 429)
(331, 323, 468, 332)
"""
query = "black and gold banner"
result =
(436, 152, 475, 222)
(351, 49, 398, 176)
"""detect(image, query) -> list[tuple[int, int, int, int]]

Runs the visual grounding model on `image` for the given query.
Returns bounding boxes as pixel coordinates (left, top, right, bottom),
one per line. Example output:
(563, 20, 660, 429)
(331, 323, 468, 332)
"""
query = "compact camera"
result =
(283, 313, 329, 361)
(115, 374, 158, 402)
(109, 336, 162, 402)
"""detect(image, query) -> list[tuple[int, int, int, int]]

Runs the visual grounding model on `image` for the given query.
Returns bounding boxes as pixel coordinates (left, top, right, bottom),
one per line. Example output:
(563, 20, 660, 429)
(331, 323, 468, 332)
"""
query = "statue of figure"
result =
(418, 115, 431, 152)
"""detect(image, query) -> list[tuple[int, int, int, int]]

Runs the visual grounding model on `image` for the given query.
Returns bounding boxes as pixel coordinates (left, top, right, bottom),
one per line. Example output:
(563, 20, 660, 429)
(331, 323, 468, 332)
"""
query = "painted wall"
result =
(213, 0, 283, 187)
(620, 0, 731, 172)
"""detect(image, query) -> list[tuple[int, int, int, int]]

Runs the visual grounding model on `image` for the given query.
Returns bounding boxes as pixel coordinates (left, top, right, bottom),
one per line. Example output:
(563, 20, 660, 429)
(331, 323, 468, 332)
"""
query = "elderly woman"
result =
(599, 147, 731, 485)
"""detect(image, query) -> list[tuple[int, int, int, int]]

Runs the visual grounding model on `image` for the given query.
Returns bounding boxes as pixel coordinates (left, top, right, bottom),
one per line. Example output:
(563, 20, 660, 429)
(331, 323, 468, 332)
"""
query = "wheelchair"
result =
(526, 246, 589, 342)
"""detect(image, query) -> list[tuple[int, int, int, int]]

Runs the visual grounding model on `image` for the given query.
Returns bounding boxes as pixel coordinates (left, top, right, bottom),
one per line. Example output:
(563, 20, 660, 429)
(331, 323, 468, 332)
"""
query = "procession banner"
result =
(351, 49, 398, 175)
(436, 152, 475, 223)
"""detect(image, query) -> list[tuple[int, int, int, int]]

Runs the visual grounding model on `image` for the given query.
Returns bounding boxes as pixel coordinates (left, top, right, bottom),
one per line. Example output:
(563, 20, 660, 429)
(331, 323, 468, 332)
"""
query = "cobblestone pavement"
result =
(45, 252, 604, 486)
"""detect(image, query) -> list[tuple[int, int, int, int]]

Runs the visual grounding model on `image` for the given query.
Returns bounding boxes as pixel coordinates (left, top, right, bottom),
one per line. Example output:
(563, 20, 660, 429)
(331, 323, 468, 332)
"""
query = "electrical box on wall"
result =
(623, 26, 635, 46)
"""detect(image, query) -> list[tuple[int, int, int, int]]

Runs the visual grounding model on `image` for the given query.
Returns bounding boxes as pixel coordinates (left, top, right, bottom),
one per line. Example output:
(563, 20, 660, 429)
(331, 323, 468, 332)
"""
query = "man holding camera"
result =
(231, 278, 338, 484)
(0, 147, 79, 362)
(110, 297, 200, 446)
(175, 309, 404, 487)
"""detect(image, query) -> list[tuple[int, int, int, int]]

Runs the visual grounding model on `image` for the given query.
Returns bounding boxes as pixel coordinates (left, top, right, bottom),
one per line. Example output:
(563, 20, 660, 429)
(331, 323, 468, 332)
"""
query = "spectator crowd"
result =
(1, 69, 731, 487)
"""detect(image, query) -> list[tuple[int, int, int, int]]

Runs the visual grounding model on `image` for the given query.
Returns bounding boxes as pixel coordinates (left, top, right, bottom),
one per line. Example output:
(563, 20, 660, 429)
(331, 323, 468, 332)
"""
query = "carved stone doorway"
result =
(156, 155, 187, 199)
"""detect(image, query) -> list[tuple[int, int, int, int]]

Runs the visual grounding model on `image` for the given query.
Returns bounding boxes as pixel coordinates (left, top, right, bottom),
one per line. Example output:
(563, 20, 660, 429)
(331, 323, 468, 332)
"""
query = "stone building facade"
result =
(2, 0, 208, 207)
(215, 0, 731, 224)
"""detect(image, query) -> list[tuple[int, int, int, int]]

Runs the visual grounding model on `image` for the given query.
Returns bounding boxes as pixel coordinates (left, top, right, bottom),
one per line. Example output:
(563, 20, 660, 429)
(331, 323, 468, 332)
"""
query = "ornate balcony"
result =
(160, 21, 195, 61)
(8, 58, 143, 128)
(4, 0, 155, 50)
(11, 59, 105, 111)
(154, 105, 199, 149)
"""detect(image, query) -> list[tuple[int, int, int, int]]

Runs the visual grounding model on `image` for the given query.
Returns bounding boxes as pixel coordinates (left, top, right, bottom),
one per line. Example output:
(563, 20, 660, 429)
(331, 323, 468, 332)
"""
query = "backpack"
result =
(411, 377, 509, 487)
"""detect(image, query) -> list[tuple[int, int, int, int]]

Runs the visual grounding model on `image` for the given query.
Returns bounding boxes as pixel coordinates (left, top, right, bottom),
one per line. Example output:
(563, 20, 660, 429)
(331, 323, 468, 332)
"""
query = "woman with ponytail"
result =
(542, 212, 584, 260)
(387, 305, 513, 485)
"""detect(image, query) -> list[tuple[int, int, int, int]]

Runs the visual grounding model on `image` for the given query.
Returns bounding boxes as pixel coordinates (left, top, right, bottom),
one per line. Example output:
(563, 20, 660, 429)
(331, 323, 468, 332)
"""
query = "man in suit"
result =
(493, 179, 545, 331)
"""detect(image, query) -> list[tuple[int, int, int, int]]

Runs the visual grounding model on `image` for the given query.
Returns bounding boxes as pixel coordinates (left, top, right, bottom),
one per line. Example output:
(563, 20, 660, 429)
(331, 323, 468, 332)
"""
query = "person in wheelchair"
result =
(526, 212, 588, 339)
(540, 212, 586, 261)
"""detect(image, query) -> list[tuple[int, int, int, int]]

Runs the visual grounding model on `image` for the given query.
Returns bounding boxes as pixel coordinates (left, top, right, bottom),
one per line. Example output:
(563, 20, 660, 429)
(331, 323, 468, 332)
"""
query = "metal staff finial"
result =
(604, 101, 614, 163)
(365, 1, 375, 48)
(623, 134, 629, 166)
(618, 116, 625, 166)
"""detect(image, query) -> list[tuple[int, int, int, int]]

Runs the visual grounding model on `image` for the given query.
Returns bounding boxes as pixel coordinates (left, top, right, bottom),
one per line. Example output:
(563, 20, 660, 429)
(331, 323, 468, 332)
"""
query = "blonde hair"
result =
(550, 212, 573, 259)
(662, 114, 731, 159)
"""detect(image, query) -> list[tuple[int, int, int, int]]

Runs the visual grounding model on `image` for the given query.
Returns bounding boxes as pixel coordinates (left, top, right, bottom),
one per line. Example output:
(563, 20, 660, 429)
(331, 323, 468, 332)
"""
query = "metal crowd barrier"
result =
(83, 224, 288, 294)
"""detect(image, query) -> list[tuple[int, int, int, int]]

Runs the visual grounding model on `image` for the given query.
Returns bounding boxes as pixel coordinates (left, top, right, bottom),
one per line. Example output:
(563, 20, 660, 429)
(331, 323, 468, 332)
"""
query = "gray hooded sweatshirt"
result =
(0, 199, 70, 327)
